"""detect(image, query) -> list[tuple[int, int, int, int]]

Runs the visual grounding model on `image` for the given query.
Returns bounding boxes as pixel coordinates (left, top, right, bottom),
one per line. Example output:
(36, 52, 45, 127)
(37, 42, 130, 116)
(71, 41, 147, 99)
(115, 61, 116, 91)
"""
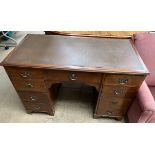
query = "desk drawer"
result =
(96, 97, 132, 116)
(5, 67, 44, 79)
(101, 85, 138, 98)
(45, 70, 102, 84)
(23, 101, 51, 113)
(11, 78, 47, 92)
(18, 91, 50, 103)
(104, 74, 145, 86)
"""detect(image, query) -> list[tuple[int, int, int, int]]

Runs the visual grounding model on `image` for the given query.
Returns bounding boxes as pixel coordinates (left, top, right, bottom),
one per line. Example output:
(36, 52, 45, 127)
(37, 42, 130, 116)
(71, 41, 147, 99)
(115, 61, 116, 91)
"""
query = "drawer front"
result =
(45, 70, 102, 84)
(101, 85, 138, 98)
(96, 97, 132, 116)
(18, 91, 50, 103)
(11, 78, 47, 92)
(23, 101, 51, 113)
(104, 74, 145, 86)
(5, 67, 44, 79)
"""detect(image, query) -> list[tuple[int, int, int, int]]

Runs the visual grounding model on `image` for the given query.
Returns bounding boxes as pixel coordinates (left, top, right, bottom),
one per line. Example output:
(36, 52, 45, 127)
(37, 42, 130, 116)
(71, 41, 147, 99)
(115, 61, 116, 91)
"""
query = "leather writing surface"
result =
(3, 34, 148, 74)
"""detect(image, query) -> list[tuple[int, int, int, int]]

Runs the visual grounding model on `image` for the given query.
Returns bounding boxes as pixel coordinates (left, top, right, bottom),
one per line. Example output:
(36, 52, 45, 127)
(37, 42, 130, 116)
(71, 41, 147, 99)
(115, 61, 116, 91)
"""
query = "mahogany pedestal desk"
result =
(1, 34, 149, 120)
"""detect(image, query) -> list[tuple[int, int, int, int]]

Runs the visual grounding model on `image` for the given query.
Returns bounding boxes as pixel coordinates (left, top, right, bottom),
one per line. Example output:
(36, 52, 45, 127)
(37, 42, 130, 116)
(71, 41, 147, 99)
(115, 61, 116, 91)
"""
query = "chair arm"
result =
(138, 81, 155, 111)
(147, 112, 155, 123)
(127, 81, 155, 123)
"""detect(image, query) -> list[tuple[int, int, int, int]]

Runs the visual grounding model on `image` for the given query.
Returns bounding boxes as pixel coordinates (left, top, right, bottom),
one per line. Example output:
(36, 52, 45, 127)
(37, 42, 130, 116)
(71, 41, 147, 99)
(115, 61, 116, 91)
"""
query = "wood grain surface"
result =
(45, 31, 144, 37)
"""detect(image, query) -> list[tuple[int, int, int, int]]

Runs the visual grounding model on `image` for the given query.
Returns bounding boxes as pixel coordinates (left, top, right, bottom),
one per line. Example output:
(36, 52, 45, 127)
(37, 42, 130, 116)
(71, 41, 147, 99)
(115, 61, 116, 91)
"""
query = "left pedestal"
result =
(5, 67, 55, 115)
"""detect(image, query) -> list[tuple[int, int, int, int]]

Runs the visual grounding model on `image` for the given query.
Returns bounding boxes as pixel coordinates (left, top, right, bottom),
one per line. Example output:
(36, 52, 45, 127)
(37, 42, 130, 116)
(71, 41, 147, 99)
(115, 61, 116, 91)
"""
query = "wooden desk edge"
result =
(45, 31, 133, 39)
(1, 62, 149, 75)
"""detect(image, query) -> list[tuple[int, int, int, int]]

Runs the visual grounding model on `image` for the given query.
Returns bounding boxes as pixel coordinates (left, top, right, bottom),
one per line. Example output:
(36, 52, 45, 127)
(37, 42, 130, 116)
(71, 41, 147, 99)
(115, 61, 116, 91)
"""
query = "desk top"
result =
(45, 31, 139, 37)
(1, 34, 148, 74)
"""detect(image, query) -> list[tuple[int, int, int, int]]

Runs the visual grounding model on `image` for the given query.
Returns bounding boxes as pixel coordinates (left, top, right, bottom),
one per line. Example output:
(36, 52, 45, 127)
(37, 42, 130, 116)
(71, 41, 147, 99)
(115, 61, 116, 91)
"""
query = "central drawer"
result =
(44, 70, 102, 84)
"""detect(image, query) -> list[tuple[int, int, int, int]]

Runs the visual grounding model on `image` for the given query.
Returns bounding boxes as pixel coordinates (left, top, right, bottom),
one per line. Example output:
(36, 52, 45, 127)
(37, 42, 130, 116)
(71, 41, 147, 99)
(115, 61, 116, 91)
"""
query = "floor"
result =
(0, 31, 124, 123)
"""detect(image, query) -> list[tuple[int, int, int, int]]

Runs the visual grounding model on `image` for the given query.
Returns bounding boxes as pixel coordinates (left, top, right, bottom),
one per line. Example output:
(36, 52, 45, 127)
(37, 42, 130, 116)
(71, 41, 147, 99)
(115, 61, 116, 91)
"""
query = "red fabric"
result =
(138, 111, 153, 123)
(138, 82, 155, 111)
(148, 112, 155, 123)
(149, 86, 155, 99)
(127, 33, 155, 123)
(127, 98, 142, 123)
(127, 82, 155, 123)
(134, 32, 155, 86)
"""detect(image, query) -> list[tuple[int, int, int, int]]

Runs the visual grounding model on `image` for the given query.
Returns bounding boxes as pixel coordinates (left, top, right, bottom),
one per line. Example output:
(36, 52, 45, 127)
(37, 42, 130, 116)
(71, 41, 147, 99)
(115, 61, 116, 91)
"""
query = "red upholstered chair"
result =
(127, 32, 155, 123)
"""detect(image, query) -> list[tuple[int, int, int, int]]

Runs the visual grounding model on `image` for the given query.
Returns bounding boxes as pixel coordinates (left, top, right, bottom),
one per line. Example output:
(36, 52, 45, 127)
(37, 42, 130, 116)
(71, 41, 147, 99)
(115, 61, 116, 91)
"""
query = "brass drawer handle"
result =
(34, 106, 40, 111)
(20, 71, 30, 78)
(113, 89, 122, 96)
(111, 101, 118, 104)
(106, 111, 113, 115)
(30, 96, 37, 101)
(118, 78, 128, 85)
(26, 83, 34, 88)
(69, 73, 78, 81)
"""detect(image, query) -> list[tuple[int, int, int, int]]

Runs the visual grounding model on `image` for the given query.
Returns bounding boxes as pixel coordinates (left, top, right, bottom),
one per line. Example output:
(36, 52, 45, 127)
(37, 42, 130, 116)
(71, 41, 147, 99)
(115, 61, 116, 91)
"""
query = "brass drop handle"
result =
(118, 78, 128, 85)
(26, 83, 34, 88)
(20, 71, 30, 78)
(107, 111, 113, 115)
(69, 73, 78, 81)
(111, 101, 118, 104)
(34, 106, 40, 111)
(113, 89, 122, 96)
(30, 96, 36, 101)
